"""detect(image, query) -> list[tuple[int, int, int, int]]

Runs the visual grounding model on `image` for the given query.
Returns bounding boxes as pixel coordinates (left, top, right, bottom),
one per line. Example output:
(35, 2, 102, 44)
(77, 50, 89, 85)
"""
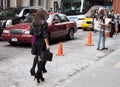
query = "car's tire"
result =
(9, 42, 17, 45)
(83, 28, 87, 31)
(66, 29, 74, 40)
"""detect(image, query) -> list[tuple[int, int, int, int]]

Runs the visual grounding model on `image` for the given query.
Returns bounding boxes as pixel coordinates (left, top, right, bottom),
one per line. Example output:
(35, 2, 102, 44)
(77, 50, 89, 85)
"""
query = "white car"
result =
(67, 14, 86, 28)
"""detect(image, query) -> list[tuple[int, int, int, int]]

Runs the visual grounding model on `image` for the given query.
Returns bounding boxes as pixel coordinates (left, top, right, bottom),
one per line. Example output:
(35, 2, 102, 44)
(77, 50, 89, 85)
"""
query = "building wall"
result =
(47, 0, 61, 12)
(3, 0, 61, 9)
(10, 0, 16, 7)
(113, 0, 120, 14)
(10, 0, 30, 7)
(21, 0, 30, 7)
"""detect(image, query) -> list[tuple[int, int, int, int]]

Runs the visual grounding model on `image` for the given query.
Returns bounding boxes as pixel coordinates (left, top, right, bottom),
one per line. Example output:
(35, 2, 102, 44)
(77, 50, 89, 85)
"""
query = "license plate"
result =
(11, 38, 18, 42)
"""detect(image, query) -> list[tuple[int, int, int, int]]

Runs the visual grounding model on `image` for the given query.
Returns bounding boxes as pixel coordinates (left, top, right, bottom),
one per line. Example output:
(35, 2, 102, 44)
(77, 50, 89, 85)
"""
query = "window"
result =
(58, 14, 69, 22)
(53, 15, 60, 23)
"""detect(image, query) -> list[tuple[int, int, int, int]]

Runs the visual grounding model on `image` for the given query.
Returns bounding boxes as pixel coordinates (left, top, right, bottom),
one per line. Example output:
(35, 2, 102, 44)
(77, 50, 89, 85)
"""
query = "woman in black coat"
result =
(30, 8, 50, 83)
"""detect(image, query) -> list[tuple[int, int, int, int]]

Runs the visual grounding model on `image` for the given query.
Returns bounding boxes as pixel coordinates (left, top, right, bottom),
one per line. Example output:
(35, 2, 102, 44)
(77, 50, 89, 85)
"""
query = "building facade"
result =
(113, 0, 120, 14)
(2, 0, 118, 14)
(0, 0, 61, 11)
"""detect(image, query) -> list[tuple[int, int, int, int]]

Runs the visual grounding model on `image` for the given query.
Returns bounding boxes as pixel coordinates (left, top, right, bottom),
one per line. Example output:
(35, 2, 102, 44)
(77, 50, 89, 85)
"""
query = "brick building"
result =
(113, 0, 120, 14)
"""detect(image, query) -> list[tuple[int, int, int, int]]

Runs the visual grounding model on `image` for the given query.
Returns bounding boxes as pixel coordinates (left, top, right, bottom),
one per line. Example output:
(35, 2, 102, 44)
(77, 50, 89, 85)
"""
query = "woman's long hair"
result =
(33, 8, 48, 26)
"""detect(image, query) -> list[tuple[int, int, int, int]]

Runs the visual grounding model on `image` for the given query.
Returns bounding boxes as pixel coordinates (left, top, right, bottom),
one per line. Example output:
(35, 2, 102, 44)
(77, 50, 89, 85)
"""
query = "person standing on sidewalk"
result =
(93, 9, 99, 33)
(114, 10, 119, 34)
(108, 10, 115, 38)
(30, 8, 50, 83)
(97, 9, 109, 50)
(118, 15, 120, 33)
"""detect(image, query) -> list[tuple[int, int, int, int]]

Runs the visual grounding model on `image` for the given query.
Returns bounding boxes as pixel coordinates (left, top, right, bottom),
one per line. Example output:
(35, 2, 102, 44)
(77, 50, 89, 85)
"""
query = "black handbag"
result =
(41, 50, 53, 61)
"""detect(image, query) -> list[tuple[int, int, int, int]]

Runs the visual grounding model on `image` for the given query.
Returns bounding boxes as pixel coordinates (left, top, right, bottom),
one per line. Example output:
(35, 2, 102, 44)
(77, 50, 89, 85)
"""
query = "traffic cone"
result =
(56, 42, 64, 56)
(86, 31, 94, 46)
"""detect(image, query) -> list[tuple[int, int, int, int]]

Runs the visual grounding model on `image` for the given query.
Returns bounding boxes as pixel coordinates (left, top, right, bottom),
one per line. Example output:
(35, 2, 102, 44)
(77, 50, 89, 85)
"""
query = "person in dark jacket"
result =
(108, 10, 115, 37)
(30, 8, 50, 83)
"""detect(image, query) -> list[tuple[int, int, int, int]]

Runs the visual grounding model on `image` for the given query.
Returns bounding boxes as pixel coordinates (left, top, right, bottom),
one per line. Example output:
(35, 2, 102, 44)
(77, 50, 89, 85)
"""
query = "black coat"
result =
(30, 21, 48, 55)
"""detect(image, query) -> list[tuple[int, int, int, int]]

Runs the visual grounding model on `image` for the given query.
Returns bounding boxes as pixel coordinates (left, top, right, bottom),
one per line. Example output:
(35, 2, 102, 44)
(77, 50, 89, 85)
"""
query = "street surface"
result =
(0, 29, 120, 87)
(64, 49, 120, 87)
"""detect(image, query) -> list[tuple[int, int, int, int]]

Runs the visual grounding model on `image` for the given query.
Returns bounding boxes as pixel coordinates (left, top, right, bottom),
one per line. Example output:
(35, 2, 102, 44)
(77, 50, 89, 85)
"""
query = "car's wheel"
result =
(67, 29, 74, 40)
(83, 28, 87, 31)
(9, 42, 17, 45)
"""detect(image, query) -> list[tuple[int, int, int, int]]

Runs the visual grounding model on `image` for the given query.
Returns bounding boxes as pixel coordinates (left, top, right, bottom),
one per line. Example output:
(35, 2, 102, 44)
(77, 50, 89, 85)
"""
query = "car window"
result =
(23, 15, 33, 23)
(23, 9, 30, 15)
(30, 9, 37, 14)
(52, 15, 60, 23)
(47, 15, 52, 23)
(58, 14, 69, 22)
(23, 13, 49, 23)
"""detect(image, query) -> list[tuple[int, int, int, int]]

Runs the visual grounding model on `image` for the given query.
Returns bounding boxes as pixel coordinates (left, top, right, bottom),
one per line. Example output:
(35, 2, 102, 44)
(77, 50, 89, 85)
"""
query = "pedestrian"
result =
(114, 10, 119, 34)
(97, 9, 109, 50)
(93, 9, 99, 33)
(48, 7, 53, 13)
(118, 15, 120, 33)
(93, 15, 100, 32)
(108, 10, 115, 38)
(30, 8, 50, 83)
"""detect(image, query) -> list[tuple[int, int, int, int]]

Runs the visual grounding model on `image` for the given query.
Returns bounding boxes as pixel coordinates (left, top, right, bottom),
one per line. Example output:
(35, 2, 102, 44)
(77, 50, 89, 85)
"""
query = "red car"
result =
(1, 13, 77, 45)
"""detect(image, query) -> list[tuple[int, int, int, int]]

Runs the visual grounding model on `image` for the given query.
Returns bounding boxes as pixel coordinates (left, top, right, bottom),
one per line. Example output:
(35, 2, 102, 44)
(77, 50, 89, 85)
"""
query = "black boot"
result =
(42, 61, 47, 73)
(40, 75, 45, 81)
(34, 73, 40, 83)
(30, 56, 38, 76)
(35, 61, 45, 83)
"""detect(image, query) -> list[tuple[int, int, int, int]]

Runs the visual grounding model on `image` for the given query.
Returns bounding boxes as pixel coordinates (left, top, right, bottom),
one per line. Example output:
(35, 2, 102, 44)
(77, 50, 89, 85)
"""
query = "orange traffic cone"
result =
(86, 31, 94, 46)
(56, 42, 64, 56)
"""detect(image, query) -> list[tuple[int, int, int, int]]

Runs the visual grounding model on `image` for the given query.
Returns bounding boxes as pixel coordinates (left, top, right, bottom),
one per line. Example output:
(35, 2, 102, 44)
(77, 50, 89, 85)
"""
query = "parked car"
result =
(68, 15, 86, 28)
(1, 13, 77, 45)
(0, 6, 42, 37)
(0, 7, 23, 37)
(81, 18, 94, 31)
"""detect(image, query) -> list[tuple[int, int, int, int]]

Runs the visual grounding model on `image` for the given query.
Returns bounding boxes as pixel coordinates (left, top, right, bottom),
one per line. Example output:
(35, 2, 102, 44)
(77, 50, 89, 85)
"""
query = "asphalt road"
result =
(0, 29, 120, 87)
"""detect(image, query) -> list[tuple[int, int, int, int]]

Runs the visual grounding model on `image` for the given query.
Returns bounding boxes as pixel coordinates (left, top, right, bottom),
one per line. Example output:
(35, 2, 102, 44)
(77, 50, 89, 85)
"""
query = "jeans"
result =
(97, 31, 106, 49)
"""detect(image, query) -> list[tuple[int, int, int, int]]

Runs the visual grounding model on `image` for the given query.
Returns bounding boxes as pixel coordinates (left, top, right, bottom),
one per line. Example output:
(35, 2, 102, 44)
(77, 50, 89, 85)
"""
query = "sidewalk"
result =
(64, 49, 120, 87)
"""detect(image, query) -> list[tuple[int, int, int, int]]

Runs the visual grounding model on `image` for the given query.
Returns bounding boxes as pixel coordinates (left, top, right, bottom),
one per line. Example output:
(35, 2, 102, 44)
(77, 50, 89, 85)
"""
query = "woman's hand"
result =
(46, 44, 50, 51)
(44, 38, 50, 50)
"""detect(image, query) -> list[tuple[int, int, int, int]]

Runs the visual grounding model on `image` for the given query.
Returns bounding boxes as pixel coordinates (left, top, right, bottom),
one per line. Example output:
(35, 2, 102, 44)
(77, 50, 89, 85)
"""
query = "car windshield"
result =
(23, 14, 50, 23)
(23, 15, 33, 23)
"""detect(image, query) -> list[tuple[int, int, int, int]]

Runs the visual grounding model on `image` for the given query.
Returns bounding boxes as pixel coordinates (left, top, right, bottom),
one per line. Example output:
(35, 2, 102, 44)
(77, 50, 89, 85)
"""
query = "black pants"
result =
(118, 24, 120, 33)
(110, 24, 115, 37)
